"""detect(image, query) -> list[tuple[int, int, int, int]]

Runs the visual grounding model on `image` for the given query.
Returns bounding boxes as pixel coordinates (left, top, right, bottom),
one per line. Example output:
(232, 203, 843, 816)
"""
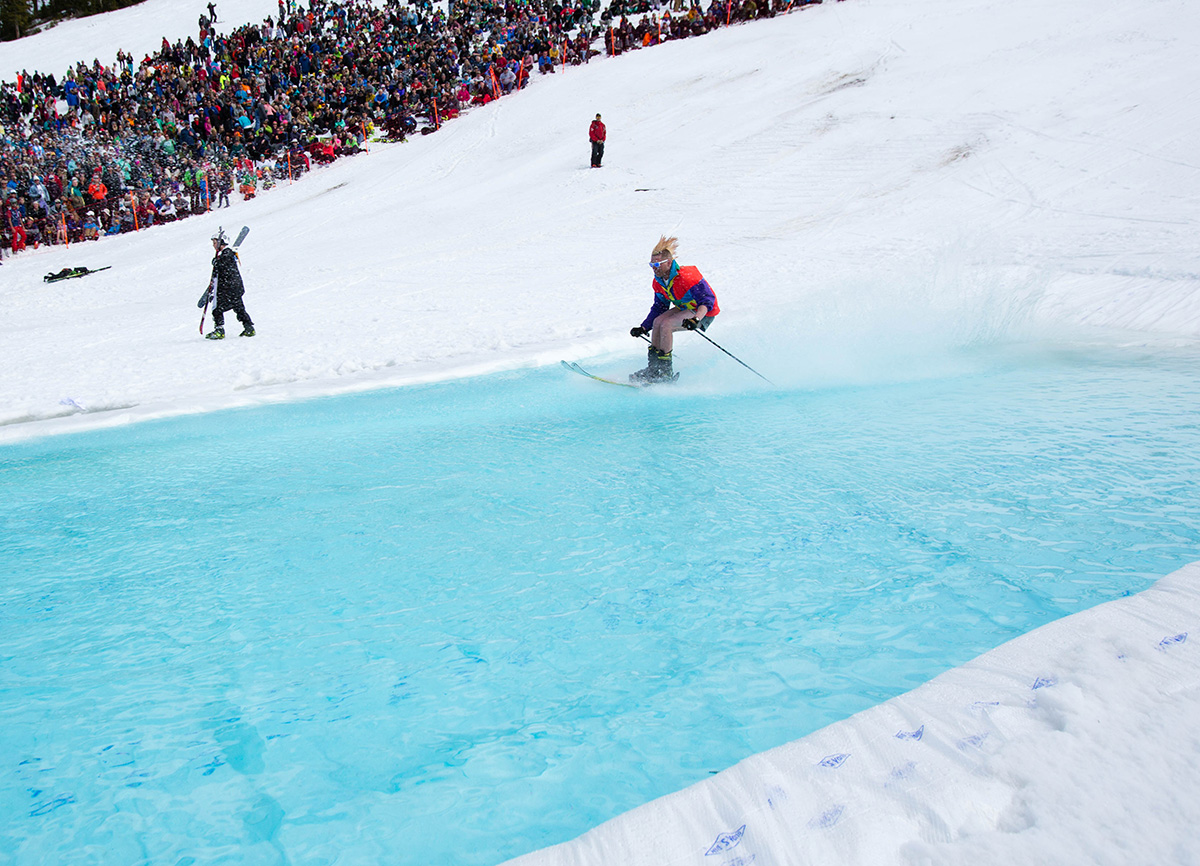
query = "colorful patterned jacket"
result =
(640, 263, 720, 331)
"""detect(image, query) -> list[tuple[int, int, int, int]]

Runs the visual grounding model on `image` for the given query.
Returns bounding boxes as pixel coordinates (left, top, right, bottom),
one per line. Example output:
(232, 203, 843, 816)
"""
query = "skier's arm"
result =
(690, 278, 716, 313)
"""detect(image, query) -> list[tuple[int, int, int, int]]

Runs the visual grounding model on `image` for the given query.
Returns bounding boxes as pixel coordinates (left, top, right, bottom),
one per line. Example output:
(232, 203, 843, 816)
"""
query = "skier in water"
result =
(629, 235, 719, 382)
(205, 228, 255, 339)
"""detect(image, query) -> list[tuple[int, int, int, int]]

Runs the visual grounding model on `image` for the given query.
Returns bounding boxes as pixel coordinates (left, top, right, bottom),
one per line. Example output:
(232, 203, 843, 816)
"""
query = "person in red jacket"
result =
(87, 173, 108, 206)
(589, 113, 606, 168)
(629, 235, 719, 382)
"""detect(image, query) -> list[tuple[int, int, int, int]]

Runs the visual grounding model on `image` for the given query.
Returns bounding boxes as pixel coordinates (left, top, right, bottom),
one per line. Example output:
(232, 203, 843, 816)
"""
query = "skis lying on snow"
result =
(560, 360, 678, 388)
(44, 266, 111, 283)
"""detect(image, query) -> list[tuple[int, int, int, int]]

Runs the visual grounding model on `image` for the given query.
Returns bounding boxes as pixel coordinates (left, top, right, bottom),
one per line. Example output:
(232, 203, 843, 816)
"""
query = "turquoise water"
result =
(2, 344, 1199, 864)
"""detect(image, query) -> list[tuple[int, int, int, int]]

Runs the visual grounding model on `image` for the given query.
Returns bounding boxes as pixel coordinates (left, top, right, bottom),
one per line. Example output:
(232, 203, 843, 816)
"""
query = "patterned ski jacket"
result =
(210, 247, 245, 300)
(640, 263, 720, 331)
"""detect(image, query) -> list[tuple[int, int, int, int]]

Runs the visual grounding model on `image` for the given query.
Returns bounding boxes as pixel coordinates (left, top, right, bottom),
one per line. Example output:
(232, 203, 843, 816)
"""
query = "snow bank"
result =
(505, 560, 1200, 866)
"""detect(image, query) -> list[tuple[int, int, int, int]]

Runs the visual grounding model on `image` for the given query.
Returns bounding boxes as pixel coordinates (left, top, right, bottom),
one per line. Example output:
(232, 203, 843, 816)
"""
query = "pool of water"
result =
(2, 343, 1199, 865)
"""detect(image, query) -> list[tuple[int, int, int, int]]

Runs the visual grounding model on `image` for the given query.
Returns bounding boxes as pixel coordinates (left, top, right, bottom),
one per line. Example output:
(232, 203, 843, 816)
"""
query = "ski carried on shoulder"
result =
(44, 266, 111, 283)
(560, 360, 678, 388)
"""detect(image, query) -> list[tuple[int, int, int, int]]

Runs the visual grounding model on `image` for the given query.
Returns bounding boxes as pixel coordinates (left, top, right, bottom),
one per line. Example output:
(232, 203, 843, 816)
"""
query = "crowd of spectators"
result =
(1, 0, 822, 259)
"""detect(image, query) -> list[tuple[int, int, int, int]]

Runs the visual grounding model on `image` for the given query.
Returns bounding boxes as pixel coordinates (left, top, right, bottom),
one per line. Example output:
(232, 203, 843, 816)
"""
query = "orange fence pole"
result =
(131, 193, 139, 231)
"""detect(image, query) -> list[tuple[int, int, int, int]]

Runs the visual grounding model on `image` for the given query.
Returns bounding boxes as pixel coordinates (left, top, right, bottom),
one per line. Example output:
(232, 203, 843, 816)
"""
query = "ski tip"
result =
(562, 360, 641, 388)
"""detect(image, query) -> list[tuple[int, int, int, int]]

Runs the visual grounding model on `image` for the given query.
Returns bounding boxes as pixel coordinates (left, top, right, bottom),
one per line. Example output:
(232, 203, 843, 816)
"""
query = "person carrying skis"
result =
(205, 228, 255, 339)
(589, 113, 606, 168)
(629, 235, 719, 382)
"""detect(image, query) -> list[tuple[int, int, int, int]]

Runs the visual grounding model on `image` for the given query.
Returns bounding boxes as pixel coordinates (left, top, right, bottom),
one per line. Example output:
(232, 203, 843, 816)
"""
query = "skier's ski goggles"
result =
(649, 260, 670, 268)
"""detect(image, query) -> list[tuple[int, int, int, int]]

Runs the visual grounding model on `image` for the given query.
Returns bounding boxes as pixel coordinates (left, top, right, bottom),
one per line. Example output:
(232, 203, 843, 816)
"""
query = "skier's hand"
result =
(682, 317, 700, 330)
(630, 326, 648, 338)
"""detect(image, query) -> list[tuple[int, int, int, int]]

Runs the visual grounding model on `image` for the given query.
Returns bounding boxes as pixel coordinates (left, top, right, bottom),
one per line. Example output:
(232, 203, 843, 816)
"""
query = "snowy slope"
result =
(2, 0, 1200, 442)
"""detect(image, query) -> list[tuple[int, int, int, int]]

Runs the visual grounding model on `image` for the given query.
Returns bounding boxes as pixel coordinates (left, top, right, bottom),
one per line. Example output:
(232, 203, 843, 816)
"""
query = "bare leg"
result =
(651, 307, 697, 353)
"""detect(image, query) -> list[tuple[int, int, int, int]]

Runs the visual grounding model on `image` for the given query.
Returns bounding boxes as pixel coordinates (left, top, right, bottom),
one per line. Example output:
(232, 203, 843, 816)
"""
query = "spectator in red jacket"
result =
(589, 113, 606, 168)
(87, 175, 108, 206)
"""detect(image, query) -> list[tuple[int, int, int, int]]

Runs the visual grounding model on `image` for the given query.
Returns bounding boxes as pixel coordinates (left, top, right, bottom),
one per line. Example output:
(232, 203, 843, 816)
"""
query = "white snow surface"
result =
(4, 0, 1200, 862)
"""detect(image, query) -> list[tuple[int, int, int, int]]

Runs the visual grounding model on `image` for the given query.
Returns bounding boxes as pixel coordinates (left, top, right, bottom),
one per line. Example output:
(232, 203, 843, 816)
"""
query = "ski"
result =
(44, 266, 111, 283)
(560, 360, 678, 388)
(561, 360, 640, 388)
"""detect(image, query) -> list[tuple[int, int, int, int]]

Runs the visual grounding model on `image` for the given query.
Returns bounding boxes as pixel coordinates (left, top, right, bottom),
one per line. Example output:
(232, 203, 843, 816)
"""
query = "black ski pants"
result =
(591, 140, 604, 167)
(213, 293, 253, 329)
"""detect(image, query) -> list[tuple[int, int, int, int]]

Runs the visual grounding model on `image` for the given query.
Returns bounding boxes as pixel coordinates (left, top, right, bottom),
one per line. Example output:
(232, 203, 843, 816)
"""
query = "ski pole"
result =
(639, 329, 774, 385)
(691, 328, 774, 384)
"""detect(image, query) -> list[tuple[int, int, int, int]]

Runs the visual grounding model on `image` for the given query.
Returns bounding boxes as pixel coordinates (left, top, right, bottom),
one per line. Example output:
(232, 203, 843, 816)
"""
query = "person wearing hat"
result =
(589, 113, 606, 168)
(204, 227, 255, 339)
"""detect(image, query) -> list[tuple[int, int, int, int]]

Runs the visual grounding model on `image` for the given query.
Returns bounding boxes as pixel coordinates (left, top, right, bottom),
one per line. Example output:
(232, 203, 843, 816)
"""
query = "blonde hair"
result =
(651, 235, 679, 259)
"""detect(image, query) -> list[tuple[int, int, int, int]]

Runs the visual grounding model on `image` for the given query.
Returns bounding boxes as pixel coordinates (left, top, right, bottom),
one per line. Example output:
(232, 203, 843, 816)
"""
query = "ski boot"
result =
(205, 327, 225, 340)
(239, 326, 255, 337)
(630, 347, 674, 384)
